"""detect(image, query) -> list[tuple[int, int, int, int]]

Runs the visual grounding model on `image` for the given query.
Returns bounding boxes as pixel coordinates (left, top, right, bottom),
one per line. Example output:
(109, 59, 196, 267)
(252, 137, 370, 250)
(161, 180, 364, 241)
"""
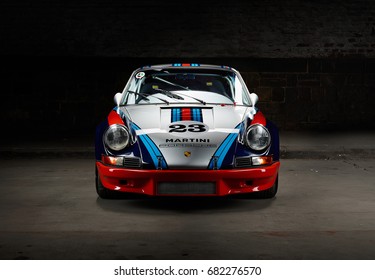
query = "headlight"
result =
(104, 124, 130, 151)
(245, 124, 271, 151)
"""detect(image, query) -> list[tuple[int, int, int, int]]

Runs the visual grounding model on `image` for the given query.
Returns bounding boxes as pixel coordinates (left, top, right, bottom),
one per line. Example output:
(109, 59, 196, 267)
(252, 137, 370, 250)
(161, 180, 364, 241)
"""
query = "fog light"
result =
(101, 155, 124, 166)
(251, 156, 272, 166)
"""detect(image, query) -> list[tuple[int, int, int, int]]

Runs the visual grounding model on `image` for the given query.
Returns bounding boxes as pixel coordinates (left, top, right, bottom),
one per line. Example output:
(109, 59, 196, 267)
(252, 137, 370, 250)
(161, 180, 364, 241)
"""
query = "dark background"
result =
(1, 0, 375, 140)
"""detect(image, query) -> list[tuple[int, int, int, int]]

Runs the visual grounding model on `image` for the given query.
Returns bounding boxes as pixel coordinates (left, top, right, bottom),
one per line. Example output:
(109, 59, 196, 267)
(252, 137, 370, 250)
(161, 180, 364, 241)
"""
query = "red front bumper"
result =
(96, 161, 280, 196)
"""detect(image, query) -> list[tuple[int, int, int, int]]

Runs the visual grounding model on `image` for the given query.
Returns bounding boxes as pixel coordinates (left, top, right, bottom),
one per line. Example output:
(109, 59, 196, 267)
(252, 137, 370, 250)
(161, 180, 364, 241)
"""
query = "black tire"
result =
(95, 168, 118, 199)
(252, 175, 278, 199)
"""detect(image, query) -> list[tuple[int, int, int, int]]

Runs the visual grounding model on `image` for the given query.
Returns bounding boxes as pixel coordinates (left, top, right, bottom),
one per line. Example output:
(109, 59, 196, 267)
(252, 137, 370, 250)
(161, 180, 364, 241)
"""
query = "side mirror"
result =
(114, 92, 122, 106)
(249, 93, 259, 107)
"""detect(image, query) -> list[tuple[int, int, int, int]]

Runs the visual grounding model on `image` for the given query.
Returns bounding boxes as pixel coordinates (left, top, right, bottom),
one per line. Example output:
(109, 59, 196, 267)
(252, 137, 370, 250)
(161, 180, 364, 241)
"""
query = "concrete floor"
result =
(0, 158, 374, 259)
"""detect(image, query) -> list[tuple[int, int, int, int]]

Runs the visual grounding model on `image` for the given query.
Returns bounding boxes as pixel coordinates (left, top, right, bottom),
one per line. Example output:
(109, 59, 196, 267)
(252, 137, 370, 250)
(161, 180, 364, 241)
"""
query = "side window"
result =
(124, 76, 142, 104)
(234, 76, 249, 105)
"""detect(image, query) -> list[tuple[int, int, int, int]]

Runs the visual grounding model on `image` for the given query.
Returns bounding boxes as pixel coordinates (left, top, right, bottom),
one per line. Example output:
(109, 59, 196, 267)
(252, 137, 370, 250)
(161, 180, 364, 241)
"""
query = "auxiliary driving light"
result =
(101, 155, 124, 166)
(251, 156, 273, 166)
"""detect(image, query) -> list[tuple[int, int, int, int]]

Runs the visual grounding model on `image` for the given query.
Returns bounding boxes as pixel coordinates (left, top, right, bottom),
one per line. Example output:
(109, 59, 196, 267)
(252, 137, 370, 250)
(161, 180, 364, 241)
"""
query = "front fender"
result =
(95, 120, 109, 160)
(266, 120, 280, 161)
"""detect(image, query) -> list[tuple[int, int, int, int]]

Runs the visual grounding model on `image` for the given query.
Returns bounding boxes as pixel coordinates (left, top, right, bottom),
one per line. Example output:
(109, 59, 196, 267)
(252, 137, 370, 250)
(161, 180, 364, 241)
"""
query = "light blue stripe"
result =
(177, 108, 181, 121)
(214, 134, 233, 158)
(209, 123, 241, 169)
(140, 134, 160, 156)
(191, 108, 202, 122)
(139, 135, 159, 167)
(131, 123, 166, 169)
(216, 133, 237, 168)
(213, 134, 234, 165)
(192, 108, 197, 121)
(172, 108, 178, 122)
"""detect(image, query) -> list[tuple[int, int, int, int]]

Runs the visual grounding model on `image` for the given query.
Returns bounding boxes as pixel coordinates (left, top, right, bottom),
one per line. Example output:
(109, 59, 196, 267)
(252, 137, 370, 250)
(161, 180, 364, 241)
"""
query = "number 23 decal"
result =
(169, 123, 206, 133)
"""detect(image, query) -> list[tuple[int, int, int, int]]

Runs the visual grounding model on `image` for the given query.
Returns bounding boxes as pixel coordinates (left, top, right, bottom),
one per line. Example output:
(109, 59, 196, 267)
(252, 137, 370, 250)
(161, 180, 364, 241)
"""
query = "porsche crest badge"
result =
(184, 151, 191, 157)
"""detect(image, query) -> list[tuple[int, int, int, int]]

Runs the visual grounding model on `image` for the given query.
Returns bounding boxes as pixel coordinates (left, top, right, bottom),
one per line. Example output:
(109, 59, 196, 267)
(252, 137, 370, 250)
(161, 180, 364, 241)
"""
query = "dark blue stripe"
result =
(197, 108, 203, 122)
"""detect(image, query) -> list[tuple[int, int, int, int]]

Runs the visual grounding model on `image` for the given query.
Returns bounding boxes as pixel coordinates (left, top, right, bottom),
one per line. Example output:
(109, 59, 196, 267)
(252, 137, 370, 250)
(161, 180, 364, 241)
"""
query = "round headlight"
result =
(245, 124, 271, 151)
(104, 124, 130, 151)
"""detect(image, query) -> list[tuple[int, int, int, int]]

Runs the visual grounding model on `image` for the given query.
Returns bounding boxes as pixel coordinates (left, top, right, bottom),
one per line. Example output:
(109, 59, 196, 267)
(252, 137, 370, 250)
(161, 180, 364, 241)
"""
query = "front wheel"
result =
(252, 175, 278, 199)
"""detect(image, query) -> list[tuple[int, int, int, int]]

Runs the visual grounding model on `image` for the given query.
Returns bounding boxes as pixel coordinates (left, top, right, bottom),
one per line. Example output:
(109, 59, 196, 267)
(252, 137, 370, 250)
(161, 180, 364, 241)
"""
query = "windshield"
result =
(122, 68, 251, 106)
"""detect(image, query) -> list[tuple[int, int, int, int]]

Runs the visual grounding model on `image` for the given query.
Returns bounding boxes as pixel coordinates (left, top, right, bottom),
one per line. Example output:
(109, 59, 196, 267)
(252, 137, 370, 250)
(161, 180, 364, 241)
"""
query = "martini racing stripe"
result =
(131, 123, 167, 169)
(171, 108, 203, 122)
(208, 123, 241, 170)
(192, 108, 203, 122)
(181, 108, 191, 121)
(171, 108, 180, 122)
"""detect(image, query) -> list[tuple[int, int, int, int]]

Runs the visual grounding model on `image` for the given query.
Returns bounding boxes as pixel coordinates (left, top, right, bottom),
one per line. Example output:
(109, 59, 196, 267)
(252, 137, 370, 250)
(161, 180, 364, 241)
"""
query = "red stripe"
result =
(181, 108, 192, 121)
(182, 63, 190, 67)
(251, 111, 266, 126)
(108, 110, 124, 126)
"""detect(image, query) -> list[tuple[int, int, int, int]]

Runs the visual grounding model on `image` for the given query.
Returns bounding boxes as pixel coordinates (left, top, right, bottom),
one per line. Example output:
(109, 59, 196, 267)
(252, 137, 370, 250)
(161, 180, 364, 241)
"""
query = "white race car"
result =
(95, 63, 280, 198)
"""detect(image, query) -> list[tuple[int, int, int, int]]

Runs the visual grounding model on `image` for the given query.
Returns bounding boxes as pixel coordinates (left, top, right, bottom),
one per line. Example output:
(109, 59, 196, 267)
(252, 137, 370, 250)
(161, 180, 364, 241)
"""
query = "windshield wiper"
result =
(125, 90, 170, 105)
(153, 88, 184, 100)
(171, 91, 207, 105)
(156, 88, 206, 105)
(151, 75, 190, 91)
(126, 90, 150, 102)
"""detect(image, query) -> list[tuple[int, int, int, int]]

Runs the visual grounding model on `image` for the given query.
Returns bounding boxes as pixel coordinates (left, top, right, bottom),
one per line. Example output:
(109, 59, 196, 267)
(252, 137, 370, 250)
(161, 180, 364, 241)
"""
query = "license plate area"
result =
(157, 182, 216, 195)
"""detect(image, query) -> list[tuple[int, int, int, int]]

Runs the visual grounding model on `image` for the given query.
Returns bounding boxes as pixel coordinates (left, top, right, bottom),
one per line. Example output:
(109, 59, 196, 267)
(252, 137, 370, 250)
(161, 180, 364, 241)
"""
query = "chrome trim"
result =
(245, 124, 271, 151)
(103, 124, 130, 151)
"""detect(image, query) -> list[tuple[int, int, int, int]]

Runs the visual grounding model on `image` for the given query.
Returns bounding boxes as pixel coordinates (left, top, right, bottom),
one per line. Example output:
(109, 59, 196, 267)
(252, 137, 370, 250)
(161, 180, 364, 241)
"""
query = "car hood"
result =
(121, 104, 250, 169)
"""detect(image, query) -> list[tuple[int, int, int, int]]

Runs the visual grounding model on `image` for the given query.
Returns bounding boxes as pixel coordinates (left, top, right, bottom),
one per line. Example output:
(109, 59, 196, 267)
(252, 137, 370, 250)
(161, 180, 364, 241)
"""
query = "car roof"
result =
(136, 63, 237, 72)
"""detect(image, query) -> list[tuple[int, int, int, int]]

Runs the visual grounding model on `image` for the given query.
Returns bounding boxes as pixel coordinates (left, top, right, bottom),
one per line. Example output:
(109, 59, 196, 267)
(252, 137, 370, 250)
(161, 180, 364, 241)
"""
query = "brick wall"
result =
(1, 0, 375, 58)
(241, 59, 375, 130)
